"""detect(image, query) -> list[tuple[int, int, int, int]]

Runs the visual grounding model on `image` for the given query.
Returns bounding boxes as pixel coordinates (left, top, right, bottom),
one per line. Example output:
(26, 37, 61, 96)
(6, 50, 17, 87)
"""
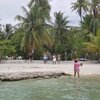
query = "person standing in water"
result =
(74, 59, 82, 77)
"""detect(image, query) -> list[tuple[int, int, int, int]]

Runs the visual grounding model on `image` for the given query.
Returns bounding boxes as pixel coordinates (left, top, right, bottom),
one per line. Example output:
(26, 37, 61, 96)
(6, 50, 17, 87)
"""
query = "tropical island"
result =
(0, 0, 100, 81)
(0, 1, 100, 100)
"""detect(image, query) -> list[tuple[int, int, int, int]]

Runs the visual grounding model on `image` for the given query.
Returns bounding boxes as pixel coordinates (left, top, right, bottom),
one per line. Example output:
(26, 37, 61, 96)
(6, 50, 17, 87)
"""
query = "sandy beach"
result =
(0, 60, 100, 81)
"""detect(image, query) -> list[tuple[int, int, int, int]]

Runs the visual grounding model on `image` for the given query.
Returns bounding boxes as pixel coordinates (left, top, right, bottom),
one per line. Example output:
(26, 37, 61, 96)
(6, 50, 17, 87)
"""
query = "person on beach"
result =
(43, 52, 48, 64)
(74, 59, 82, 77)
(57, 54, 61, 63)
(29, 52, 33, 62)
(52, 54, 57, 64)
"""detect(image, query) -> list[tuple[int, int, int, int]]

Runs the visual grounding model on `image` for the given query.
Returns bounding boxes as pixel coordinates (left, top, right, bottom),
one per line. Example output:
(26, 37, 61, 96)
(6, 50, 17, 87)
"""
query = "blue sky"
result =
(0, 0, 80, 26)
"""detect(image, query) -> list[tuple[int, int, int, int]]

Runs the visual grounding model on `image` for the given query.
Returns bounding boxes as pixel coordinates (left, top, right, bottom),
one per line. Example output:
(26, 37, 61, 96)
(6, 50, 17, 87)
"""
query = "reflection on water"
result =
(0, 76, 100, 100)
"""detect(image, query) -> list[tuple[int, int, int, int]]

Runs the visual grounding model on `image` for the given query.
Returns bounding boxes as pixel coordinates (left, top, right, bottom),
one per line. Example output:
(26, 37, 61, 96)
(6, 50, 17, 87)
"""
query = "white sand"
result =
(0, 60, 100, 75)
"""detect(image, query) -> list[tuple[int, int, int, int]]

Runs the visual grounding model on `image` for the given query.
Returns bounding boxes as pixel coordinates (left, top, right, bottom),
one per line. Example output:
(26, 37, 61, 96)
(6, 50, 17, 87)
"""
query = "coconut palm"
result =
(81, 13, 100, 37)
(3, 24, 14, 39)
(81, 14, 93, 41)
(28, 0, 51, 21)
(86, 0, 100, 35)
(88, 0, 100, 18)
(16, 7, 38, 53)
(4, 24, 13, 34)
(50, 11, 70, 55)
(89, 18, 100, 35)
(72, 0, 89, 21)
(15, 5, 53, 56)
(81, 15, 92, 30)
(53, 11, 69, 44)
(83, 30, 100, 59)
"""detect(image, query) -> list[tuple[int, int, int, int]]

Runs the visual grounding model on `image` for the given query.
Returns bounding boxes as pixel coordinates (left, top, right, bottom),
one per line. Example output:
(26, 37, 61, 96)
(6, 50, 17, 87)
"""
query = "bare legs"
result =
(74, 72, 80, 77)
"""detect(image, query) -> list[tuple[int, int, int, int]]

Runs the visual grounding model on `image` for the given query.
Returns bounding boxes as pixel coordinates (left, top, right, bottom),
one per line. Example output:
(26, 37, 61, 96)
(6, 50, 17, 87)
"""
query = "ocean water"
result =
(0, 76, 100, 100)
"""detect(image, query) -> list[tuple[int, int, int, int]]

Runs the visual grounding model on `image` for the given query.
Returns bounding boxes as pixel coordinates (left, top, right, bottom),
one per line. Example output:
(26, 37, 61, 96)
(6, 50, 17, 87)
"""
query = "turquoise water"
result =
(0, 76, 100, 100)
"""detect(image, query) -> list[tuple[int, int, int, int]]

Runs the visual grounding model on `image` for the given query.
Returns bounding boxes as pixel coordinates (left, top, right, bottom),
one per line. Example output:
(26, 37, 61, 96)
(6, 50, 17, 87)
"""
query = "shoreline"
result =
(0, 60, 100, 81)
(0, 71, 69, 81)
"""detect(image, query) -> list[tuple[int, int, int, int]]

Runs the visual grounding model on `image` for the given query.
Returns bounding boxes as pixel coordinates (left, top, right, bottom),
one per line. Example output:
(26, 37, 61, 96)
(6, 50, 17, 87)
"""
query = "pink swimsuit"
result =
(74, 62, 80, 72)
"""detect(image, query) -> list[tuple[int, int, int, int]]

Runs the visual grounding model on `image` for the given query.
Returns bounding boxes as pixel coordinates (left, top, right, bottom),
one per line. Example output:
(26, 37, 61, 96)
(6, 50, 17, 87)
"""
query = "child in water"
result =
(74, 59, 82, 77)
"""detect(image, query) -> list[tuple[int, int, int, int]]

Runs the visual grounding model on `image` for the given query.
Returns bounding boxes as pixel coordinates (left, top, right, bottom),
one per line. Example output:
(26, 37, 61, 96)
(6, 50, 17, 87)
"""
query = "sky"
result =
(0, 0, 80, 26)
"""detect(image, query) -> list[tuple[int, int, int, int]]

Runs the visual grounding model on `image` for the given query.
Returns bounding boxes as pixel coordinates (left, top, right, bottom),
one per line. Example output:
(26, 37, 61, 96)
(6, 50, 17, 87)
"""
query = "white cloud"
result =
(0, 0, 28, 25)
(0, 0, 79, 26)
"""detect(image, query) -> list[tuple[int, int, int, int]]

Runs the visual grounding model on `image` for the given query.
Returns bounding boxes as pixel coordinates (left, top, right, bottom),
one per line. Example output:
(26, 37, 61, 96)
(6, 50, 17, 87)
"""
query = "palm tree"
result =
(83, 30, 100, 60)
(4, 24, 13, 34)
(88, 0, 100, 35)
(81, 13, 100, 36)
(28, 0, 45, 7)
(72, 0, 89, 21)
(28, 0, 51, 21)
(15, 6, 41, 54)
(53, 11, 69, 44)
(81, 14, 93, 41)
(15, 5, 53, 56)
(51, 11, 69, 55)
(89, 18, 100, 35)
(88, 0, 100, 18)
(3, 24, 14, 39)
(81, 15, 92, 30)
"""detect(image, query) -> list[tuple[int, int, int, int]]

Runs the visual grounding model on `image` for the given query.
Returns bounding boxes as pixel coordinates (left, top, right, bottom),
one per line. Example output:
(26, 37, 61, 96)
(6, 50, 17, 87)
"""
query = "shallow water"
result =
(0, 76, 100, 100)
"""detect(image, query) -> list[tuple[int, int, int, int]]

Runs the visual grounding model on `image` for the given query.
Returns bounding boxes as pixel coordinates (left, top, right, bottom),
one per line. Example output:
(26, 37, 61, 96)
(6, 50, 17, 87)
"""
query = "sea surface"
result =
(0, 76, 100, 100)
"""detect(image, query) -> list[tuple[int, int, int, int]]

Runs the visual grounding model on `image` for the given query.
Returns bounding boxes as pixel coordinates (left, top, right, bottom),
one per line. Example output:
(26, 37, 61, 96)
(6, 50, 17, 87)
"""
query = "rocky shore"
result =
(0, 60, 100, 81)
(0, 71, 70, 81)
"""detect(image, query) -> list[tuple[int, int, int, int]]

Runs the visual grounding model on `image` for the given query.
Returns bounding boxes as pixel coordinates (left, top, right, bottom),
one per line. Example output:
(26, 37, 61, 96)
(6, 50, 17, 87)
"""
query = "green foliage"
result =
(71, 0, 89, 21)
(11, 29, 25, 56)
(0, 33, 6, 40)
(54, 11, 69, 43)
(81, 14, 92, 30)
(15, 0, 52, 55)
(54, 43, 65, 54)
(0, 0, 100, 60)
(83, 31, 100, 56)
(0, 40, 16, 57)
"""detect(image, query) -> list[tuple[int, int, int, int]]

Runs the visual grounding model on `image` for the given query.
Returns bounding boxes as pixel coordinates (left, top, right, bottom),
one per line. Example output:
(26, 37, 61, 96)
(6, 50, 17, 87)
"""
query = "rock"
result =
(0, 71, 70, 81)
